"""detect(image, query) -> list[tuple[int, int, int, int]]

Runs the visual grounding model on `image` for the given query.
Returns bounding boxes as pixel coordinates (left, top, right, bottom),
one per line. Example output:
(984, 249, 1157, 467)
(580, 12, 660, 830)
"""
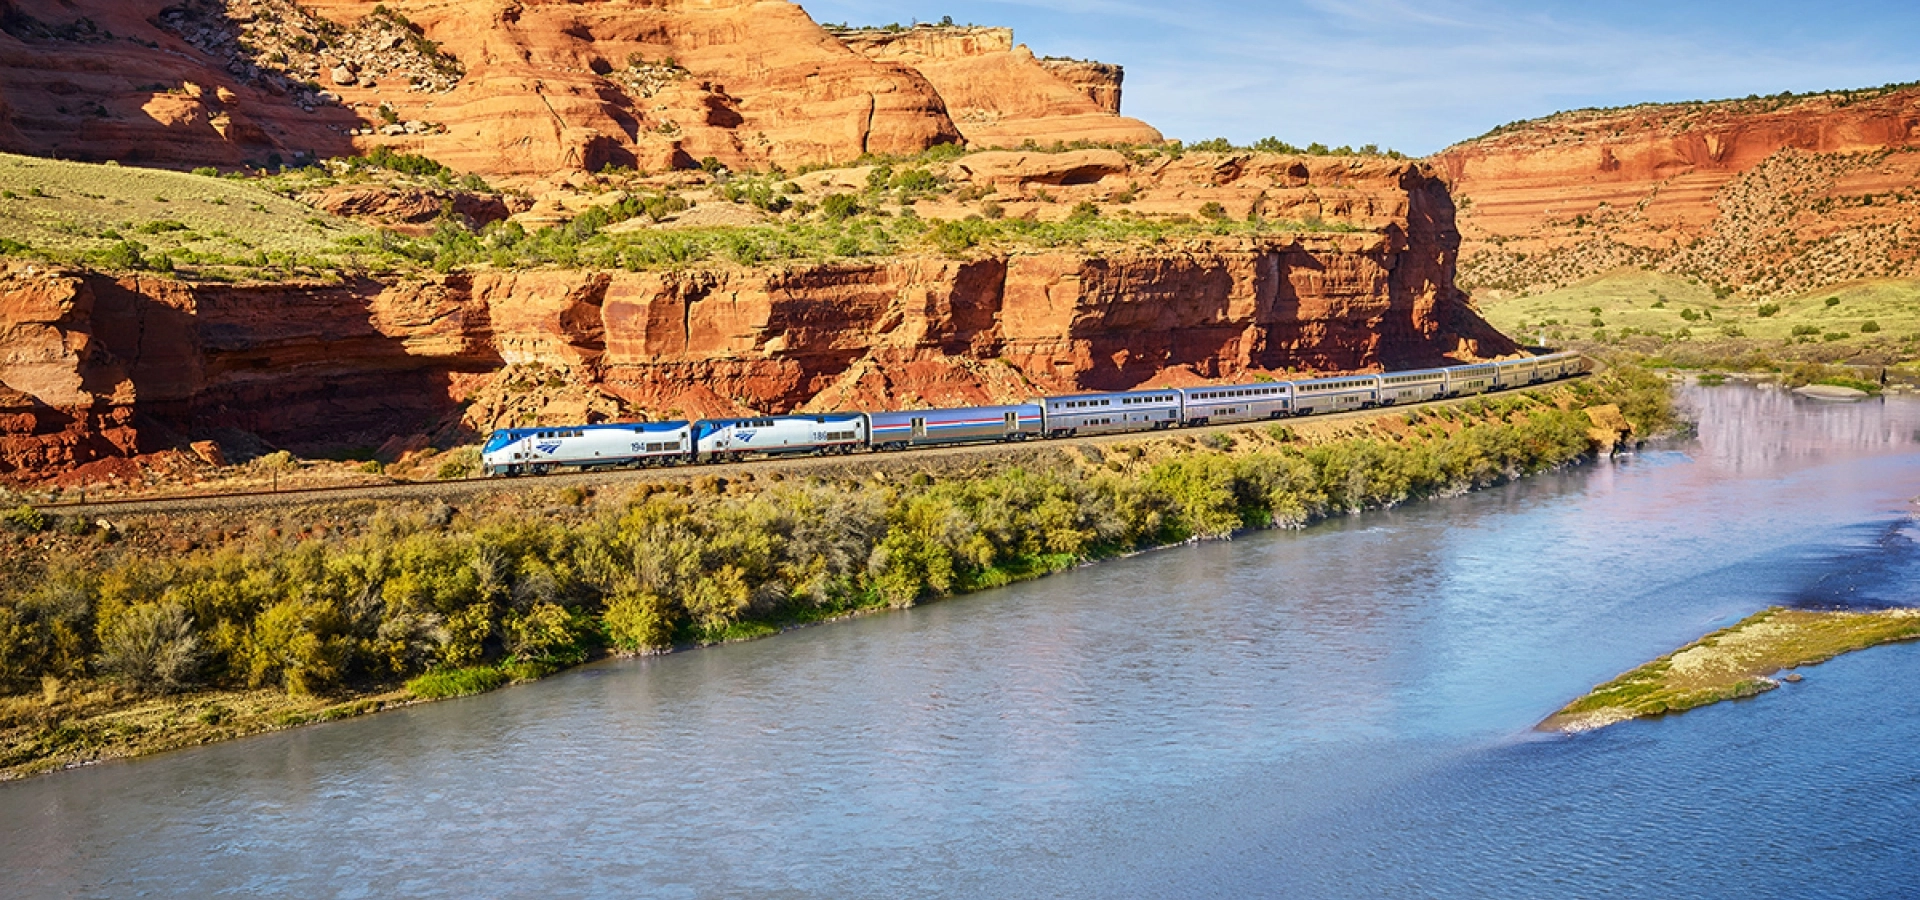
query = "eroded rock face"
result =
(0, 1, 1169, 178)
(1432, 88, 1920, 296)
(0, 157, 1512, 482)
(300, 184, 510, 230)
(834, 24, 1159, 148)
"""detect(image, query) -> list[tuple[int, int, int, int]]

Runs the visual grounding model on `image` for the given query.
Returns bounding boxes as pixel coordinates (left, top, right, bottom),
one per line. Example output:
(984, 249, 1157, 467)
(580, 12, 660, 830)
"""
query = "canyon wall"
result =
(1433, 88, 1920, 296)
(0, 225, 1511, 481)
(0, 0, 1157, 178)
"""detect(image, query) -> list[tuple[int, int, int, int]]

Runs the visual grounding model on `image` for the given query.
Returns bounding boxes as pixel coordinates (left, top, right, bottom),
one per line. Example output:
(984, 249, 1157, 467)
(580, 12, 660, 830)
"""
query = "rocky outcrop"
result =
(1037, 58, 1125, 115)
(834, 24, 1160, 148)
(1433, 87, 1920, 297)
(300, 184, 511, 230)
(0, 0, 1163, 178)
(0, 266, 143, 482)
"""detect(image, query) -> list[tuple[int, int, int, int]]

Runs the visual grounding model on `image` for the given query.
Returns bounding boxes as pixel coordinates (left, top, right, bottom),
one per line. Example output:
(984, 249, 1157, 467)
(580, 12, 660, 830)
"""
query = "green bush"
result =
(1757, 302, 1780, 317)
(436, 446, 481, 480)
(4, 505, 47, 533)
(0, 377, 1656, 706)
(405, 666, 509, 699)
(1861, 320, 1881, 333)
(819, 193, 861, 221)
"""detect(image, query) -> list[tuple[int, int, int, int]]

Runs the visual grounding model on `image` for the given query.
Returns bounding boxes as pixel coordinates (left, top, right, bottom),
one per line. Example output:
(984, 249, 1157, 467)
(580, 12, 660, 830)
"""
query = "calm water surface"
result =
(4, 384, 1919, 898)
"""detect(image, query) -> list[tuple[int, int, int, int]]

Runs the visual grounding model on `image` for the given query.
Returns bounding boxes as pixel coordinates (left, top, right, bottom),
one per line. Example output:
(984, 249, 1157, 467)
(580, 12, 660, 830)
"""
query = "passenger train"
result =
(481, 352, 1588, 476)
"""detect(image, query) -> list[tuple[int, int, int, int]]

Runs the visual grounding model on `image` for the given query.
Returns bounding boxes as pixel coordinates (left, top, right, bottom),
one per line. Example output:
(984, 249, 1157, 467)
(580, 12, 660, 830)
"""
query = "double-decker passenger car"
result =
(1445, 363, 1499, 397)
(1533, 351, 1587, 380)
(1178, 382, 1292, 425)
(1290, 374, 1381, 415)
(869, 405, 1043, 450)
(481, 421, 692, 476)
(1378, 368, 1450, 406)
(1040, 390, 1181, 436)
(694, 414, 867, 461)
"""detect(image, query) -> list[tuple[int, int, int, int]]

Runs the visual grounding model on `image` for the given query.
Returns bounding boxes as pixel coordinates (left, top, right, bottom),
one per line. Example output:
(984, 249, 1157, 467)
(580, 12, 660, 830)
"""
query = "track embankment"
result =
(37, 381, 1592, 519)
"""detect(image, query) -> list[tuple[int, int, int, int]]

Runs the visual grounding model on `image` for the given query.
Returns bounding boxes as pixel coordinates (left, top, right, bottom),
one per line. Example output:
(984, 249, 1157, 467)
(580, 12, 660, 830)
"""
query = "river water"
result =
(4, 383, 1919, 899)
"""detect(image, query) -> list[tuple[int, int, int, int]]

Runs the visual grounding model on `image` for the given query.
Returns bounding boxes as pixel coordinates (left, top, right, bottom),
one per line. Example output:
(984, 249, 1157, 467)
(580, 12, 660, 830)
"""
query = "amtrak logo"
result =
(536, 441, 562, 454)
(735, 430, 756, 444)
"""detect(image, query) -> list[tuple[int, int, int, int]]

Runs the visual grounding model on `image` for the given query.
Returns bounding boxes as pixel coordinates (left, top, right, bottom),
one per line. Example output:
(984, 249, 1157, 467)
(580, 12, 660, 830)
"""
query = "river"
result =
(3, 382, 1918, 898)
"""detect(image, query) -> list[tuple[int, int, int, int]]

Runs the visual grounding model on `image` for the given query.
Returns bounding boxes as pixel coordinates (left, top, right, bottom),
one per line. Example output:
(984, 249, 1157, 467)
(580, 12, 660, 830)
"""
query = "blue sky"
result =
(798, 0, 1920, 155)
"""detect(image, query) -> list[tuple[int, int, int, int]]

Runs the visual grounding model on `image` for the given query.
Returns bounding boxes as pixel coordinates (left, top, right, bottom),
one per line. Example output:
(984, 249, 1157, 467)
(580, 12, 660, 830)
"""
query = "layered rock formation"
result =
(832, 24, 1158, 148)
(0, 155, 1511, 481)
(0, 0, 1159, 178)
(1433, 87, 1920, 297)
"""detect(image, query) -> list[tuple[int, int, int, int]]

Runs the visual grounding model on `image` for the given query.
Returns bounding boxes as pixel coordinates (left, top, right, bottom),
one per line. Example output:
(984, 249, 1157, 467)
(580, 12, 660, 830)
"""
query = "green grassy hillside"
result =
(1479, 268, 1920, 364)
(0, 152, 368, 280)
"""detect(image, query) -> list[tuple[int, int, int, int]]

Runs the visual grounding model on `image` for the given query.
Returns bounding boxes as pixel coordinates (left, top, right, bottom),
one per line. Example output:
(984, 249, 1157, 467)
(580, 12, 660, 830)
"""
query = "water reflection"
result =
(2, 385, 1917, 899)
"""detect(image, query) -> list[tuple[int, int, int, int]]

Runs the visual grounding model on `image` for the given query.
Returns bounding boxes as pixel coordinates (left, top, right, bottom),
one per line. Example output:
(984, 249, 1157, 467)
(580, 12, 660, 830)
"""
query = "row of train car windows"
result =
(1193, 387, 1283, 400)
(643, 442, 683, 452)
(1121, 395, 1176, 405)
(537, 430, 584, 439)
(1383, 375, 1442, 385)
(1301, 380, 1373, 393)
(820, 431, 858, 442)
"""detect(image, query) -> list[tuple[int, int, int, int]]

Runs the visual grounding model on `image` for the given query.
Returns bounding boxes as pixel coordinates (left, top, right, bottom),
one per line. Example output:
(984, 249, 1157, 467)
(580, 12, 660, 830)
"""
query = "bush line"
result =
(0, 368, 1672, 713)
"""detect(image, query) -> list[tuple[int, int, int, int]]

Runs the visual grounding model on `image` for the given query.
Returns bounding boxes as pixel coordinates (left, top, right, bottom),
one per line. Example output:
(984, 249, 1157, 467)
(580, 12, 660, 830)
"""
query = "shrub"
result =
(1198, 201, 1229, 221)
(405, 666, 509, 699)
(191, 166, 219, 177)
(1679, 308, 1701, 322)
(1757, 302, 1780, 317)
(436, 446, 481, 480)
(246, 598, 346, 696)
(604, 589, 674, 651)
(96, 602, 202, 693)
(254, 450, 298, 471)
(980, 199, 1005, 220)
(1861, 320, 1881, 333)
(1824, 296, 1841, 307)
(819, 193, 861, 221)
(4, 504, 47, 533)
(1791, 324, 1820, 337)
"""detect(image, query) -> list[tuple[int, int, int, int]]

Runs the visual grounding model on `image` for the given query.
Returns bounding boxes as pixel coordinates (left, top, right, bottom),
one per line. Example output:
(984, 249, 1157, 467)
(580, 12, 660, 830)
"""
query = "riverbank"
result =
(1541, 607, 1920, 733)
(0, 366, 1676, 780)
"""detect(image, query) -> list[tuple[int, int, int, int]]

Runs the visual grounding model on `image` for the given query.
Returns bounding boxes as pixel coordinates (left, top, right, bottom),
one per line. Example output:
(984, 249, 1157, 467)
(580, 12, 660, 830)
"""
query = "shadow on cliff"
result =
(83, 274, 503, 461)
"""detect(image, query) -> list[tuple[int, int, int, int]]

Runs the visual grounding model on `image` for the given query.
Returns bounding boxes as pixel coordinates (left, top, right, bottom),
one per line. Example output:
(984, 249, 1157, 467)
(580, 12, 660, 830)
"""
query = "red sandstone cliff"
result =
(0, 157, 1511, 482)
(0, 0, 1158, 177)
(1432, 87, 1920, 296)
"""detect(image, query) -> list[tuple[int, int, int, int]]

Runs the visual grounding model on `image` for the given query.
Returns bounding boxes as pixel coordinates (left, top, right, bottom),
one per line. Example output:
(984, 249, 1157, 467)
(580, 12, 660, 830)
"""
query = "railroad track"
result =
(32, 378, 1589, 518)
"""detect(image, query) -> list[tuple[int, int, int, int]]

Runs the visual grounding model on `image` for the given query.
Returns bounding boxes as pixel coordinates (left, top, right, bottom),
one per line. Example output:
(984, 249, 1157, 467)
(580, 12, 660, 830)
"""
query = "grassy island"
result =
(1542, 607, 1920, 732)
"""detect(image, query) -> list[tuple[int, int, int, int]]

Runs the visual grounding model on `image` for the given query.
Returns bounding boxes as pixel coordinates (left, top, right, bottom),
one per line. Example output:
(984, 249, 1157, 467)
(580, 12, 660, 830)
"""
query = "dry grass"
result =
(0, 681, 409, 780)
(0, 151, 369, 276)
(1542, 607, 1920, 732)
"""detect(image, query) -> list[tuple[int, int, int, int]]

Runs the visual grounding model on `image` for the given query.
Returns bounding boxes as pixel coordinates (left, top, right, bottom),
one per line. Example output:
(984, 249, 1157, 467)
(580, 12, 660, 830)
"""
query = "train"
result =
(480, 351, 1589, 476)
